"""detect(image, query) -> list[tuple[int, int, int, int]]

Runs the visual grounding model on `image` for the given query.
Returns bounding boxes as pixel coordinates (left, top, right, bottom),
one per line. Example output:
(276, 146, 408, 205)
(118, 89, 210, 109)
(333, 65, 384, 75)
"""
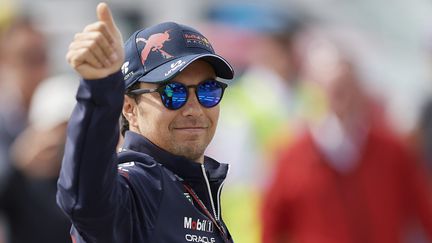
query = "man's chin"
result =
(173, 128, 208, 139)
(171, 140, 207, 162)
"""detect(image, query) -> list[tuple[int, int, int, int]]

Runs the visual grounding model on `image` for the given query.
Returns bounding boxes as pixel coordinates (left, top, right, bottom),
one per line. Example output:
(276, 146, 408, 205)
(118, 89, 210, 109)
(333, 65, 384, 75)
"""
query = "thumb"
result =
(96, 2, 117, 32)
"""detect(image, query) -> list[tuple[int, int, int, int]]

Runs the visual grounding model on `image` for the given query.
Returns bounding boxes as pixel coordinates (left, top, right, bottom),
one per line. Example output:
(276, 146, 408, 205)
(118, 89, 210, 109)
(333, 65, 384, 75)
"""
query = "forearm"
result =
(57, 71, 124, 216)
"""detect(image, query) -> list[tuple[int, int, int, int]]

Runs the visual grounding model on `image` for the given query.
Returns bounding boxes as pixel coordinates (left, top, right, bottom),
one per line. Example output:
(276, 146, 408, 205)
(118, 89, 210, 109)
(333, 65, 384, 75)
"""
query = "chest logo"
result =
(184, 217, 213, 233)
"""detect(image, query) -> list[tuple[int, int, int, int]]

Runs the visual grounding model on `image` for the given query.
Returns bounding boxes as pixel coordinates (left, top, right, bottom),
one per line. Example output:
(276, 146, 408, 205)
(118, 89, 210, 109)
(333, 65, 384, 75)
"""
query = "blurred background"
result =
(0, 0, 432, 242)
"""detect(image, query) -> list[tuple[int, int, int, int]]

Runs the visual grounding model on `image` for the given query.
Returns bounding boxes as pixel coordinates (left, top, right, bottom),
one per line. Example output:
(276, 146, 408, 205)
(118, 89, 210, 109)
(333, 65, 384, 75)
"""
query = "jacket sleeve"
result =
(56, 71, 133, 242)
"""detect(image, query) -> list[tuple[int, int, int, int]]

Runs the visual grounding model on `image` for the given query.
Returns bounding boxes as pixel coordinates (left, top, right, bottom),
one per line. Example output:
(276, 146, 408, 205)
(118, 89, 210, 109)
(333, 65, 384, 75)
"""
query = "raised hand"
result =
(66, 2, 124, 79)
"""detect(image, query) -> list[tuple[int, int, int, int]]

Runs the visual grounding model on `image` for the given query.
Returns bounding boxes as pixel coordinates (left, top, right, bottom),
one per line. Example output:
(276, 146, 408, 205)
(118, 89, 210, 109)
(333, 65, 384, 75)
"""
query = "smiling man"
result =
(56, 3, 234, 243)
(125, 60, 221, 162)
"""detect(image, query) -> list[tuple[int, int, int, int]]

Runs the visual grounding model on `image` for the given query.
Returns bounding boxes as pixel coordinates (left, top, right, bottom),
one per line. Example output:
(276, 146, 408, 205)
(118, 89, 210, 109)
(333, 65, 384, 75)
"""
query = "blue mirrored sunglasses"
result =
(126, 79, 228, 110)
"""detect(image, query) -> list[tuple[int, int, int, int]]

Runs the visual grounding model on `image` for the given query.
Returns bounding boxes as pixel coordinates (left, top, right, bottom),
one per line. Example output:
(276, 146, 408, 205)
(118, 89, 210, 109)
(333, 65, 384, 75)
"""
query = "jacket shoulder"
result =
(117, 150, 163, 188)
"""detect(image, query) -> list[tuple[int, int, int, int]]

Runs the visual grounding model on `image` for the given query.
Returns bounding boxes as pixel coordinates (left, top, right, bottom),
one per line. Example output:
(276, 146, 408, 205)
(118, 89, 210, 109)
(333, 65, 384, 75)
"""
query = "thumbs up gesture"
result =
(66, 3, 124, 79)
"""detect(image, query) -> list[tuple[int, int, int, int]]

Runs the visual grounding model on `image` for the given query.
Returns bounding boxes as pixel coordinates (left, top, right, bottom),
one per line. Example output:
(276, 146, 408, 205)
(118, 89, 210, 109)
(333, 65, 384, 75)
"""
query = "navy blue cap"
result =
(121, 22, 234, 89)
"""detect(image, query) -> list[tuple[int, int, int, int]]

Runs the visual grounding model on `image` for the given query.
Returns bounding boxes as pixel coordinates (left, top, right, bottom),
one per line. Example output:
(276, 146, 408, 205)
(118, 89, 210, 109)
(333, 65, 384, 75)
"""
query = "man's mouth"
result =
(174, 127, 207, 130)
(173, 126, 208, 133)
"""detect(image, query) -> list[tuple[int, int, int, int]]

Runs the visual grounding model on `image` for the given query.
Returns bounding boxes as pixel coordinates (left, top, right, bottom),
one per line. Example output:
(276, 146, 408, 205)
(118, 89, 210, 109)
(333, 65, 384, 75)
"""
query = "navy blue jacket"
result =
(56, 71, 233, 243)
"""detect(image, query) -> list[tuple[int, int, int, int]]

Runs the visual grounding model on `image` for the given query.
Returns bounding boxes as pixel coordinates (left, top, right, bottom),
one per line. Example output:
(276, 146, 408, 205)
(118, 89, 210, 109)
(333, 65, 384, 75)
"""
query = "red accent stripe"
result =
(71, 235, 77, 243)
(183, 184, 229, 242)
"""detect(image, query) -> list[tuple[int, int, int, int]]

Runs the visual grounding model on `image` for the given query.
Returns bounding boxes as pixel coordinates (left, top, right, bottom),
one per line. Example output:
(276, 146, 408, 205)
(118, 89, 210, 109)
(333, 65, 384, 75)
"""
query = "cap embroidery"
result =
(183, 31, 214, 52)
(136, 30, 173, 71)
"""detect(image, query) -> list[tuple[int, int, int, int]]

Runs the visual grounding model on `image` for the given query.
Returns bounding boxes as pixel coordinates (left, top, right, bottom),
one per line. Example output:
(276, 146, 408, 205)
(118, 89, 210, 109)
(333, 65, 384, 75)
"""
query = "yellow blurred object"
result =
(219, 80, 328, 243)
(221, 186, 261, 243)
(0, 0, 16, 34)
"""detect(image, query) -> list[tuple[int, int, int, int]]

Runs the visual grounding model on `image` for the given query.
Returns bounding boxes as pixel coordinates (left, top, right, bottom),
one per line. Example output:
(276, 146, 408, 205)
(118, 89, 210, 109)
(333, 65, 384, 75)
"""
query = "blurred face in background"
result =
(0, 23, 49, 108)
(301, 39, 367, 123)
(321, 62, 366, 120)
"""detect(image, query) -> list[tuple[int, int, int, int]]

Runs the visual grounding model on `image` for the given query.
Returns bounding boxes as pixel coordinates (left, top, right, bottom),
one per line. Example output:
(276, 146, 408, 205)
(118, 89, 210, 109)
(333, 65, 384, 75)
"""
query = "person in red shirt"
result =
(261, 39, 432, 243)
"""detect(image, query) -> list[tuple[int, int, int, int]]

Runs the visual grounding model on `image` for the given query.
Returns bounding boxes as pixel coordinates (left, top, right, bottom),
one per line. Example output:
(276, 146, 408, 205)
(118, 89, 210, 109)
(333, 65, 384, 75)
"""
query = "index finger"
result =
(83, 22, 115, 45)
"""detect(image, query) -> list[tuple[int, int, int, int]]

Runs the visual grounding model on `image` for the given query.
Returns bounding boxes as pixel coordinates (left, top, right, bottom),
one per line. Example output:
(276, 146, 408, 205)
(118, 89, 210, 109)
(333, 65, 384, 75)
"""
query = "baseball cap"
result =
(121, 21, 234, 89)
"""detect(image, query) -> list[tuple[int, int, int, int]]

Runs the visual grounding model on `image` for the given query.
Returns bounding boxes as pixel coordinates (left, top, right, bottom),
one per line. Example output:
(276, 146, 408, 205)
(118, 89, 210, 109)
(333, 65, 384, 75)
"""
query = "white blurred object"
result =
(28, 73, 79, 131)
(310, 113, 362, 174)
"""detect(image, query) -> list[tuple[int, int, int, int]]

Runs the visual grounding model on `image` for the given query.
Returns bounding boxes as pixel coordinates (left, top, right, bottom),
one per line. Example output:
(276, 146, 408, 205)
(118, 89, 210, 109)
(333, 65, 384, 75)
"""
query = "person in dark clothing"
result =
(0, 16, 48, 189)
(57, 3, 235, 243)
(0, 74, 78, 243)
(0, 164, 71, 243)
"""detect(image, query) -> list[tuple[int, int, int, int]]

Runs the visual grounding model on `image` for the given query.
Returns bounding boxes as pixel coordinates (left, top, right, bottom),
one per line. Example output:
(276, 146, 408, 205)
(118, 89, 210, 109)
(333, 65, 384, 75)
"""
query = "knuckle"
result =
(96, 21, 107, 30)
(84, 48, 92, 55)
(105, 47, 113, 55)
(95, 32, 104, 42)
(95, 59, 102, 67)
(70, 57, 78, 67)
(90, 40, 98, 49)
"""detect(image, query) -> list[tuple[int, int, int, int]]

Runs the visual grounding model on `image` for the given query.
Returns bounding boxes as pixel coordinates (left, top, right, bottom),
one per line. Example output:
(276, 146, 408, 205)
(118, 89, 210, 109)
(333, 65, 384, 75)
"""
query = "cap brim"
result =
(137, 53, 234, 83)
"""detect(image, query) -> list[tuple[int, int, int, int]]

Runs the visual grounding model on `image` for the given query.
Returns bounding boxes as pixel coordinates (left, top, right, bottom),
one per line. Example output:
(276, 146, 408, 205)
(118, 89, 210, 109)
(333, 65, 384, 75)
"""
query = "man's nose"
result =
(181, 88, 204, 117)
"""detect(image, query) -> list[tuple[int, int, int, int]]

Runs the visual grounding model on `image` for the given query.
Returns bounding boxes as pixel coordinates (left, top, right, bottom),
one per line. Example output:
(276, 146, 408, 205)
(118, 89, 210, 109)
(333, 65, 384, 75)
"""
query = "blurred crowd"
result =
(0, 1, 432, 243)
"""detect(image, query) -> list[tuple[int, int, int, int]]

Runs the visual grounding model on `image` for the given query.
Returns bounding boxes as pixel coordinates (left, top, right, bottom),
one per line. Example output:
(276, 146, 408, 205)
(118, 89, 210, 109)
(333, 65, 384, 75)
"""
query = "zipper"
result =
(216, 164, 229, 220)
(201, 164, 218, 220)
(216, 181, 225, 220)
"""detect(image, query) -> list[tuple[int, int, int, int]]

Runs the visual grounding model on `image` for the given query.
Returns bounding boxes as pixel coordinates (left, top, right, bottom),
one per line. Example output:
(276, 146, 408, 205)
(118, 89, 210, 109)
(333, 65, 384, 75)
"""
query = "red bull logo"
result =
(183, 31, 213, 51)
(136, 30, 173, 70)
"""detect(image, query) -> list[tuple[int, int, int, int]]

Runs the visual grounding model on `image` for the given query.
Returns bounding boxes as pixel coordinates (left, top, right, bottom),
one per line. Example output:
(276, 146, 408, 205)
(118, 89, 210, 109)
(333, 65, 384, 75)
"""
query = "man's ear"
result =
(123, 95, 138, 128)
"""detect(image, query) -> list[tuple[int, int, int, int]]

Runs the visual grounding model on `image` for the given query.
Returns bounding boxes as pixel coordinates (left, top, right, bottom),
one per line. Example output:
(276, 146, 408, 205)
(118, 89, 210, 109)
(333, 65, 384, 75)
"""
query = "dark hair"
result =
(120, 82, 141, 136)
(120, 113, 130, 137)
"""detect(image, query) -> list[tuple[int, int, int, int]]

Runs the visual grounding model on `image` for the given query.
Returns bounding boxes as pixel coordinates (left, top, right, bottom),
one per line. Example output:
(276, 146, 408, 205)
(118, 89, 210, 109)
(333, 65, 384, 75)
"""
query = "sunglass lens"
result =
(161, 83, 187, 109)
(197, 80, 224, 108)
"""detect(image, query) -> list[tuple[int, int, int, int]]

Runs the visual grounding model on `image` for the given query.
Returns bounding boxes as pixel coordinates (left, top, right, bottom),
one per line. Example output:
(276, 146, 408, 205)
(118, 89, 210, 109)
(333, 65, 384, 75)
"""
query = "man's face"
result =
(128, 60, 220, 162)
(1, 27, 48, 103)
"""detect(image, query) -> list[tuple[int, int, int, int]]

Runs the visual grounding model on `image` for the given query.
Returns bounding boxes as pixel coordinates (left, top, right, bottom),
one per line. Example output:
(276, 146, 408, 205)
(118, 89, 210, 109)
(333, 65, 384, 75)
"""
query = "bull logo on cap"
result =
(136, 30, 173, 70)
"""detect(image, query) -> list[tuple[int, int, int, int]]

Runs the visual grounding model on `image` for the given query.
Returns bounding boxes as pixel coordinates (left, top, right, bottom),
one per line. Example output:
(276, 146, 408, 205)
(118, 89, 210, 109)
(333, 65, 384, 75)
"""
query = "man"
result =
(57, 2, 234, 243)
(1, 74, 77, 243)
(261, 39, 432, 243)
(0, 16, 48, 183)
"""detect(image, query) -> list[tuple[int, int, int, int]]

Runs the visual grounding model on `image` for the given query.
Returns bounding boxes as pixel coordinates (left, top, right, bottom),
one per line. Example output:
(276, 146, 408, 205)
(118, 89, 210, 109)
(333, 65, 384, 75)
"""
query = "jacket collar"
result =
(121, 131, 229, 182)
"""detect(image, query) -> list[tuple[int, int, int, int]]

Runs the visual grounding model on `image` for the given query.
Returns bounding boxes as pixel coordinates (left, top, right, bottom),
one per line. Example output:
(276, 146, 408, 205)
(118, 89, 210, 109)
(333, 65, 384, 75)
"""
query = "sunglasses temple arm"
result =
(127, 88, 159, 96)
